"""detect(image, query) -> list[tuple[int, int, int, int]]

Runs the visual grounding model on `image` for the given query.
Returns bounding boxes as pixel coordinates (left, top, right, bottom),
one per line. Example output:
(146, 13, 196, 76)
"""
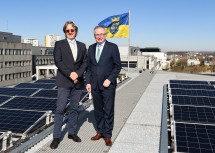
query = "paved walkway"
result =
(34, 70, 154, 153)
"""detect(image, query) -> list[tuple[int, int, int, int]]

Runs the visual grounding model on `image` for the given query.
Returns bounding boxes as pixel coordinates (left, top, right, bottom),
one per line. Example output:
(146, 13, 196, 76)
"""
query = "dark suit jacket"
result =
(53, 39, 87, 89)
(86, 41, 121, 90)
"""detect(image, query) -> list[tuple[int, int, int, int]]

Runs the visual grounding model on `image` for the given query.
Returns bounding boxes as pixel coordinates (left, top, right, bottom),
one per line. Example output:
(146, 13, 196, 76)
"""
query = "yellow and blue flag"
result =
(98, 13, 129, 38)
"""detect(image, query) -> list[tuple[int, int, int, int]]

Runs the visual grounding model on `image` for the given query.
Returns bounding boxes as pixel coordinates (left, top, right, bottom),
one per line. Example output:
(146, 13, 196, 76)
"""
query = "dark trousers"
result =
(53, 87, 81, 138)
(91, 87, 116, 138)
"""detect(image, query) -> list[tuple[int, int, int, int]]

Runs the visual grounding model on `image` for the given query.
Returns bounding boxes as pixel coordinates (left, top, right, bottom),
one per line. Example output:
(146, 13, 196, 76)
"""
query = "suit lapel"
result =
(92, 43, 98, 64)
(76, 41, 81, 62)
(63, 39, 75, 62)
(97, 41, 109, 64)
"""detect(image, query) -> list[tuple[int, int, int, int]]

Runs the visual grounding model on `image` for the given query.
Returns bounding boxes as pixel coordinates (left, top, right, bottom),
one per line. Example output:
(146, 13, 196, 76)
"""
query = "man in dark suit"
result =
(86, 26, 121, 146)
(50, 21, 87, 149)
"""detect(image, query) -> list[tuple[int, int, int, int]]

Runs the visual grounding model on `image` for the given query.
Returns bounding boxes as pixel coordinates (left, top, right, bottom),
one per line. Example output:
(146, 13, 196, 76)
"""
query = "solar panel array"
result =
(210, 81, 215, 85)
(1, 97, 56, 112)
(168, 79, 215, 153)
(169, 80, 209, 85)
(32, 89, 58, 98)
(0, 78, 57, 138)
(171, 95, 215, 107)
(169, 83, 215, 90)
(175, 123, 215, 153)
(34, 79, 56, 84)
(0, 88, 38, 96)
(15, 82, 56, 89)
(171, 88, 215, 97)
(0, 77, 90, 140)
(0, 109, 46, 134)
(173, 105, 215, 124)
(0, 96, 11, 105)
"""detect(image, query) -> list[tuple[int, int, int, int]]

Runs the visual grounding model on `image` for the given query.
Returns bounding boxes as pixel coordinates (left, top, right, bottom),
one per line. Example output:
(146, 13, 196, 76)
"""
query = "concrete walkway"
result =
(34, 70, 155, 153)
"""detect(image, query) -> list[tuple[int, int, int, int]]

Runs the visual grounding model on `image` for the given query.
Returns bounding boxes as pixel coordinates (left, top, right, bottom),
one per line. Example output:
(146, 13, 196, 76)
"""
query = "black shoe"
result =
(68, 134, 81, 142)
(50, 138, 60, 149)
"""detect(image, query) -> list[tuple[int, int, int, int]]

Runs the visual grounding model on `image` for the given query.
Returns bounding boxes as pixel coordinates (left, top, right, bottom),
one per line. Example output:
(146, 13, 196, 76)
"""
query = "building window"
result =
(5, 74, 8, 80)
(8, 61, 12, 67)
(5, 49, 9, 55)
(17, 50, 21, 55)
(0, 62, 3, 68)
(13, 49, 15, 55)
(0, 75, 3, 81)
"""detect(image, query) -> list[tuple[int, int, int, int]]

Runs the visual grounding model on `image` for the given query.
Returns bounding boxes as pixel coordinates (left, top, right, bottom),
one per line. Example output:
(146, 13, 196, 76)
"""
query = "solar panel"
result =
(34, 79, 56, 84)
(1, 97, 56, 112)
(174, 123, 215, 153)
(210, 81, 215, 85)
(0, 88, 38, 96)
(173, 105, 215, 124)
(15, 83, 56, 89)
(171, 95, 215, 107)
(0, 96, 11, 105)
(0, 109, 46, 134)
(32, 89, 57, 98)
(170, 88, 215, 97)
(169, 84, 215, 90)
(170, 80, 209, 85)
(50, 77, 56, 79)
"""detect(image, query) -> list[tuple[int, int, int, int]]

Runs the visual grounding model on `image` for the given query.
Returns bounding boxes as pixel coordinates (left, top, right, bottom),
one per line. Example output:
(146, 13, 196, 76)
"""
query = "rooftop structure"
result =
(0, 69, 212, 152)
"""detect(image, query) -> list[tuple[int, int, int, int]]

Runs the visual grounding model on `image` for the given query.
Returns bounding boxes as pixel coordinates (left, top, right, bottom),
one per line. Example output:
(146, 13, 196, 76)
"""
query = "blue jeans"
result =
(53, 87, 81, 138)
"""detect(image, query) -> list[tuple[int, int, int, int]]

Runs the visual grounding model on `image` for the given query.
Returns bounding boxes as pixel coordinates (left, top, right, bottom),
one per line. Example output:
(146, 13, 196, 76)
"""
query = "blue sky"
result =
(0, 0, 214, 51)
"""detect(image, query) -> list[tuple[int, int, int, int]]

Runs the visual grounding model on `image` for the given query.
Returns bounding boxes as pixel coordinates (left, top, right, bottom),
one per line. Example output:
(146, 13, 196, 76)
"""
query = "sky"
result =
(0, 0, 214, 51)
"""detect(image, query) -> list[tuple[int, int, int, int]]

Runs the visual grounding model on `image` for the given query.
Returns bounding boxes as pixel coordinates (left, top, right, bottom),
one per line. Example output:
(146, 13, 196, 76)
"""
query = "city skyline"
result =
(0, 0, 214, 51)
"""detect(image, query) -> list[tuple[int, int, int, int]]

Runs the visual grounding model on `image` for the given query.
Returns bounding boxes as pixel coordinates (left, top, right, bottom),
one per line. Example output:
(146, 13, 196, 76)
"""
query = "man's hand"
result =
(86, 84, 91, 92)
(103, 79, 111, 87)
(70, 72, 78, 81)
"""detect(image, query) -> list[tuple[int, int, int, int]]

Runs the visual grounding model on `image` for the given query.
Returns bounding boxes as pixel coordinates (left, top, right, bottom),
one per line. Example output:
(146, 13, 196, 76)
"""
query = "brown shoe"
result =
(104, 138, 112, 146)
(91, 133, 104, 140)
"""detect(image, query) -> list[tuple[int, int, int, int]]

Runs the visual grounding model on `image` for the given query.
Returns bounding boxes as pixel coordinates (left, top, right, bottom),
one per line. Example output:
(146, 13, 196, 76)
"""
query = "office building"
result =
(45, 35, 61, 47)
(24, 38, 39, 46)
(0, 32, 32, 87)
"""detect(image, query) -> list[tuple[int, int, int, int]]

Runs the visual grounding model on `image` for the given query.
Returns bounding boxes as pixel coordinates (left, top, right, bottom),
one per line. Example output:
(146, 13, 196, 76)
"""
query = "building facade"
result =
(187, 59, 200, 66)
(118, 46, 167, 70)
(0, 32, 21, 43)
(24, 38, 39, 46)
(32, 46, 55, 79)
(45, 35, 61, 47)
(0, 32, 32, 87)
(0, 43, 32, 87)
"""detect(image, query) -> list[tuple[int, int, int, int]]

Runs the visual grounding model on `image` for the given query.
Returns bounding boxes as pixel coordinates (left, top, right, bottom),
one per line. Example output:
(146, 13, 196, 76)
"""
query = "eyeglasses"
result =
(94, 33, 106, 37)
(66, 29, 75, 33)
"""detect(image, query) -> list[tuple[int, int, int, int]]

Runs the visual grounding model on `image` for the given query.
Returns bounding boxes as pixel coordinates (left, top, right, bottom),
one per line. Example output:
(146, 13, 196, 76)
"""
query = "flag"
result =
(98, 12, 129, 38)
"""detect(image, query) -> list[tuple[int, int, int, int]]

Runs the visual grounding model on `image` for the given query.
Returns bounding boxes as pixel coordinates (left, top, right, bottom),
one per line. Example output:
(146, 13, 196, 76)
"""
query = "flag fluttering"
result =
(98, 13, 129, 38)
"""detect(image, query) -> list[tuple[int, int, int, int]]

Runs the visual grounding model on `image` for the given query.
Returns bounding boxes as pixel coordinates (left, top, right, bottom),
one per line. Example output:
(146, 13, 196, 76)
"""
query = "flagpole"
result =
(127, 10, 130, 72)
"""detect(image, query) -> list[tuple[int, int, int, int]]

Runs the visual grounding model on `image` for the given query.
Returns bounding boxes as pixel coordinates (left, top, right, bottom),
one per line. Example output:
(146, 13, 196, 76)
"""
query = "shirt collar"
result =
(97, 41, 106, 47)
(67, 39, 76, 44)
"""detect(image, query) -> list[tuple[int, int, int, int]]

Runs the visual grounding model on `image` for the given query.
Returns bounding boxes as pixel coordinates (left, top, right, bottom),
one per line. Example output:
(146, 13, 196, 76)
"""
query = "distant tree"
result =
(199, 57, 205, 66)
(170, 59, 176, 68)
(212, 57, 215, 72)
(176, 59, 187, 67)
